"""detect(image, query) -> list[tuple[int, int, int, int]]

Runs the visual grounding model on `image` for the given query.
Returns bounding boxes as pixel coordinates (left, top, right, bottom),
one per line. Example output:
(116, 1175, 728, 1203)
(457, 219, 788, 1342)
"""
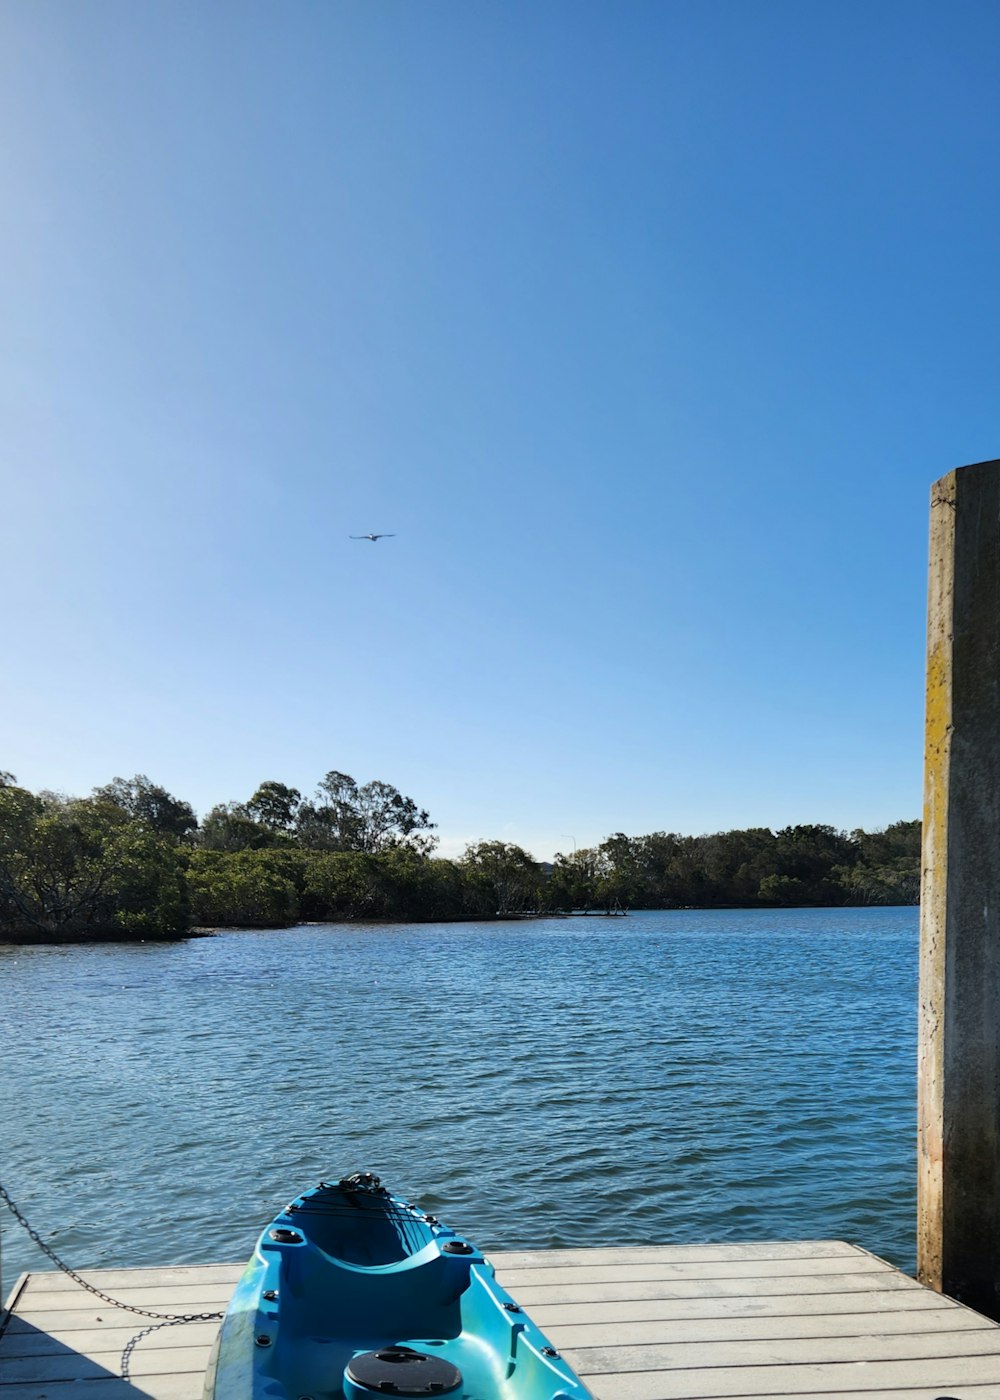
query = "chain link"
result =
(119, 1315, 216, 1380)
(0, 1180, 224, 1378)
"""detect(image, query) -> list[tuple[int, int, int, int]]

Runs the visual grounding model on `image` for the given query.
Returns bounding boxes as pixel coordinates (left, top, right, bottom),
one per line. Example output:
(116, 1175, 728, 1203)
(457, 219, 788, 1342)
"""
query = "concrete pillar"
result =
(918, 458, 1000, 1318)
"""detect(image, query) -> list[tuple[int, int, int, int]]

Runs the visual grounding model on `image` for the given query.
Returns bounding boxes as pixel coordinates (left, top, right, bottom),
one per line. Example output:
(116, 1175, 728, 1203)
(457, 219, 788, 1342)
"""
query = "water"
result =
(0, 907, 918, 1290)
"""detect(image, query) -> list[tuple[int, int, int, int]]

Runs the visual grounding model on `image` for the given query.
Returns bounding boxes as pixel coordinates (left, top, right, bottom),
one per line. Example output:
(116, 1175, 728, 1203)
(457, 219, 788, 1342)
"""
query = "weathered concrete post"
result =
(918, 458, 1000, 1318)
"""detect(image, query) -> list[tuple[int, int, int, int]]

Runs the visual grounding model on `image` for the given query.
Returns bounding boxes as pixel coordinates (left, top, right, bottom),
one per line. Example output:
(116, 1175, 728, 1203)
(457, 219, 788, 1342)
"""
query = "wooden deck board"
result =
(3, 1242, 1000, 1400)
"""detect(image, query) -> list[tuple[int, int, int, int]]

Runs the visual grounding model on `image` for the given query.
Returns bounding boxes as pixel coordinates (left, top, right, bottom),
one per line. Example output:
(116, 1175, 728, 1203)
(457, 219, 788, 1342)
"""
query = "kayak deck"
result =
(6, 1241, 1000, 1400)
(202, 1177, 589, 1400)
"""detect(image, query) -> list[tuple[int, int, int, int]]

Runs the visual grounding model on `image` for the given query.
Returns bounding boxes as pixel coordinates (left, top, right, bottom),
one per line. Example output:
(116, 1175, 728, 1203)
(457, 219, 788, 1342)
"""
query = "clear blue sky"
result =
(2, 1, 997, 860)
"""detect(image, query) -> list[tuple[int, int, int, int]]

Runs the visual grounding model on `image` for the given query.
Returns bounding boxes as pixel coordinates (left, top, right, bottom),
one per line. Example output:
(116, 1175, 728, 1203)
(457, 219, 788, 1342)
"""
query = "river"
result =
(0, 906, 917, 1291)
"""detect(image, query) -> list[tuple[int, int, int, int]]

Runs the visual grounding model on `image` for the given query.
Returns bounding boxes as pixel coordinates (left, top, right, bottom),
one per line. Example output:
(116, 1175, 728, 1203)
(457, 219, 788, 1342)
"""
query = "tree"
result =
(376, 849, 467, 920)
(628, 831, 685, 906)
(0, 784, 42, 928)
(698, 828, 777, 904)
(834, 860, 920, 906)
(199, 802, 274, 852)
(93, 775, 197, 842)
(0, 789, 188, 939)
(595, 833, 647, 910)
(296, 771, 437, 854)
(835, 820, 921, 905)
(462, 841, 540, 915)
(850, 819, 921, 867)
(349, 778, 436, 854)
(662, 835, 713, 906)
(246, 781, 301, 834)
(767, 824, 853, 904)
(187, 850, 300, 927)
(301, 850, 379, 917)
(302, 848, 469, 921)
(545, 846, 601, 911)
(758, 873, 813, 907)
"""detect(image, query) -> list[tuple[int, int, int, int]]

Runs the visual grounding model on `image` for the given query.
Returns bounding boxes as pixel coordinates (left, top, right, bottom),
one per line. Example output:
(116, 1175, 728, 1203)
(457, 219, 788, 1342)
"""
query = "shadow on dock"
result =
(0, 1314, 161, 1398)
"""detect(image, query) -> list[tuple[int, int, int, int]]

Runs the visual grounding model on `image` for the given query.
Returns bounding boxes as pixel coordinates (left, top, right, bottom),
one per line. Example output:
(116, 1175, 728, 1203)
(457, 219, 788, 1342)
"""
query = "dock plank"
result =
(0, 1321, 222, 1356)
(1, 1379, 196, 1400)
(1, 1345, 209, 1384)
(545, 1307, 992, 1346)
(526, 1289, 958, 1326)
(577, 1355, 1000, 1400)
(492, 1241, 866, 1268)
(8, 1282, 237, 1312)
(566, 1329, 1000, 1370)
(16, 1266, 242, 1293)
(496, 1255, 895, 1285)
(505, 1271, 925, 1303)
(3, 1242, 1000, 1400)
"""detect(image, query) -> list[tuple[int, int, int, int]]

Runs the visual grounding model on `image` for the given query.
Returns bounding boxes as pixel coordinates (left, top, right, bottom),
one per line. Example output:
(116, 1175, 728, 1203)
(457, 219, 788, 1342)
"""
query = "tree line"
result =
(0, 770, 920, 941)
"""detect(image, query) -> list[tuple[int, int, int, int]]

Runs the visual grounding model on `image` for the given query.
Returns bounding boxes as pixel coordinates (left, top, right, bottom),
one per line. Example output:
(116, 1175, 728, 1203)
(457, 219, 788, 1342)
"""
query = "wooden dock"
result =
(4, 1240, 1000, 1400)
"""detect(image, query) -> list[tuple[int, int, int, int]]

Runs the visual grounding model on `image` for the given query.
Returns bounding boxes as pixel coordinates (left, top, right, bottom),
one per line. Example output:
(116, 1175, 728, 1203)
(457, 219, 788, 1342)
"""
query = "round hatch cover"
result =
(347, 1347, 462, 1396)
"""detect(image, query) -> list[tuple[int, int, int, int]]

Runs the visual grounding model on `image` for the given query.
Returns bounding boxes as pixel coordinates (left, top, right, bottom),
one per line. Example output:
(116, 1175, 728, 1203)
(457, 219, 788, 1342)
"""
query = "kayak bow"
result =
(204, 1173, 591, 1400)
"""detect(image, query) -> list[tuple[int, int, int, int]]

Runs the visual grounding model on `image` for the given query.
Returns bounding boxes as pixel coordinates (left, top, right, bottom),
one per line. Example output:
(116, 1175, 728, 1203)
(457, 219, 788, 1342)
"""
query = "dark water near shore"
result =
(0, 907, 918, 1287)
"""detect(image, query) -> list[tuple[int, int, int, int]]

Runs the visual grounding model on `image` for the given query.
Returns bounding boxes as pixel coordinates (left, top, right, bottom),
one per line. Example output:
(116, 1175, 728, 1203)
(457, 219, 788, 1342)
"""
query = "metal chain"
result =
(120, 1316, 209, 1381)
(0, 1180, 225, 1327)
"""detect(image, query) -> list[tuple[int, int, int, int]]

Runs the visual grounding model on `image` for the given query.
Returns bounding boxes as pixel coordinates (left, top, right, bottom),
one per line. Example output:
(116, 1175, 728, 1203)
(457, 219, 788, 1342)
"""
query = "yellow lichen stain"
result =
(918, 473, 956, 1286)
(922, 474, 956, 883)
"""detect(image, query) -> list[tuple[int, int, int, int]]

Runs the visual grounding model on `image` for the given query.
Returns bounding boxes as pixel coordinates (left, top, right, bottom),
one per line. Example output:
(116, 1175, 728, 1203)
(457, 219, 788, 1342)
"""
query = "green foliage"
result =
(92, 774, 197, 842)
(369, 849, 468, 920)
(585, 822, 920, 910)
(833, 820, 922, 905)
(301, 850, 380, 918)
(0, 786, 188, 939)
(296, 771, 437, 854)
(461, 841, 541, 914)
(758, 873, 814, 906)
(199, 803, 277, 851)
(246, 781, 302, 833)
(0, 767, 921, 938)
(302, 849, 469, 921)
(544, 849, 595, 911)
(187, 849, 302, 927)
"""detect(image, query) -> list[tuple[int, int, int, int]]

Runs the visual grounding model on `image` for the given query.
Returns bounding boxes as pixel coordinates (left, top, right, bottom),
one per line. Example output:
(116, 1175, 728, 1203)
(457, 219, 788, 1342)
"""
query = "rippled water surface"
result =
(0, 907, 918, 1286)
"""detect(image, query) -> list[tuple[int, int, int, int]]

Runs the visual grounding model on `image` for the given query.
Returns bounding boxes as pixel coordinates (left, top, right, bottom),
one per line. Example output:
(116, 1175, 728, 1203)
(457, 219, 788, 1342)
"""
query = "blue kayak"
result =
(204, 1173, 591, 1400)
